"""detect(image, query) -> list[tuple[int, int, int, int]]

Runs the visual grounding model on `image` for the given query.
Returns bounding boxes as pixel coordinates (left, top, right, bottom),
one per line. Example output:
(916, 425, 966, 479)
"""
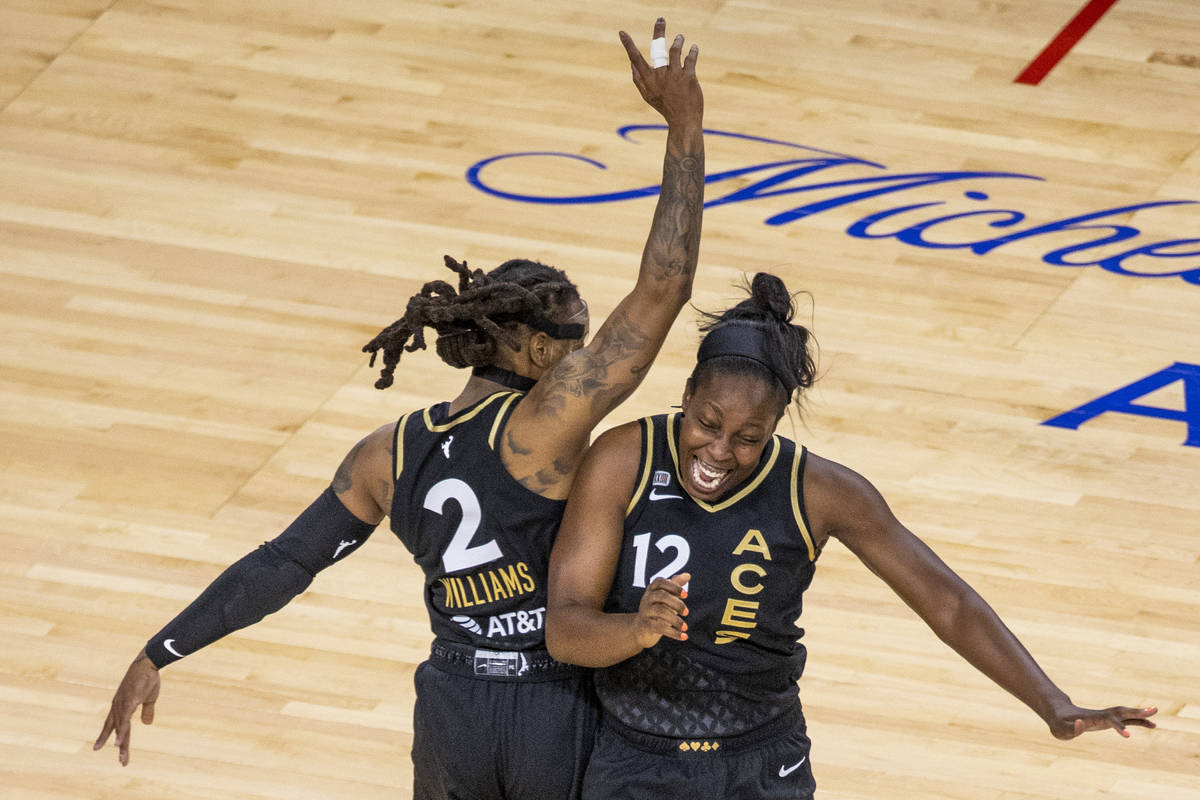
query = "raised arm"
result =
(504, 18, 706, 498)
(93, 425, 392, 765)
(806, 453, 1157, 740)
(546, 422, 690, 667)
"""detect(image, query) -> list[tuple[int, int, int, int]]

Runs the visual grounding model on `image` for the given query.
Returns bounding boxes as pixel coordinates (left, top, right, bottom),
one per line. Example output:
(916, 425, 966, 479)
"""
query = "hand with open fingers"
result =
(1048, 702, 1158, 740)
(633, 572, 690, 649)
(618, 18, 703, 125)
(94, 649, 161, 766)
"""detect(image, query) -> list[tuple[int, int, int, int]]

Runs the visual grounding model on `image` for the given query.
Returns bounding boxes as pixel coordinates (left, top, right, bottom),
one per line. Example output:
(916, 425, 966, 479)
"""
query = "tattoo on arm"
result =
(645, 146, 704, 281)
(535, 307, 651, 419)
(331, 438, 368, 493)
(513, 136, 703, 445)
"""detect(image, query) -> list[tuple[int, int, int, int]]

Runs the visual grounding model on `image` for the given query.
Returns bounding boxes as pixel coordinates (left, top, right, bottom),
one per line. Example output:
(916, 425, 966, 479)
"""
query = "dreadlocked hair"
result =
(362, 255, 580, 389)
(692, 272, 818, 409)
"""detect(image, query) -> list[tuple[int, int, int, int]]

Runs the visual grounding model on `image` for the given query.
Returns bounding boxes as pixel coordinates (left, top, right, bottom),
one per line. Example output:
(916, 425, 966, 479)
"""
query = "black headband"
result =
(486, 310, 584, 340)
(696, 322, 794, 393)
(515, 311, 585, 340)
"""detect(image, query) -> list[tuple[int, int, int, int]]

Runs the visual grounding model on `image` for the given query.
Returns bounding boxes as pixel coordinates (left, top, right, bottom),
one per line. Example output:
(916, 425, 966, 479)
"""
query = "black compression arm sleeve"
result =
(144, 488, 377, 668)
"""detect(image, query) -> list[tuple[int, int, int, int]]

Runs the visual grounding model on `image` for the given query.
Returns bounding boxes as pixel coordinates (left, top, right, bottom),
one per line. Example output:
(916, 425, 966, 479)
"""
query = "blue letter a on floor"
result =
(1043, 363, 1200, 447)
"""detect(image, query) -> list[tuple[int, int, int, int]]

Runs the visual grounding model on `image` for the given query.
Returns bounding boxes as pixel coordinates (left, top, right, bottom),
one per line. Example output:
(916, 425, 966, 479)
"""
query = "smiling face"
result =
(677, 371, 786, 502)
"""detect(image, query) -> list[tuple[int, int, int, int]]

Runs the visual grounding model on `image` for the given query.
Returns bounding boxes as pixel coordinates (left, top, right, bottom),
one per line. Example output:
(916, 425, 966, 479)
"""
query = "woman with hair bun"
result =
(546, 272, 1156, 799)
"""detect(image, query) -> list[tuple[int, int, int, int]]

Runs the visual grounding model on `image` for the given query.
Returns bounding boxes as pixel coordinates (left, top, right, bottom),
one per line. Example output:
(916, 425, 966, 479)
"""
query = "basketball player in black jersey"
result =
(546, 273, 1157, 799)
(95, 19, 706, 800)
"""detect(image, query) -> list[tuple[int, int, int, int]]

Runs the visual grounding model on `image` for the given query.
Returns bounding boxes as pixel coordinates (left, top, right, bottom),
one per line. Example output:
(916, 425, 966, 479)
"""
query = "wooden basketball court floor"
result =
(2, 1, 1197, 797)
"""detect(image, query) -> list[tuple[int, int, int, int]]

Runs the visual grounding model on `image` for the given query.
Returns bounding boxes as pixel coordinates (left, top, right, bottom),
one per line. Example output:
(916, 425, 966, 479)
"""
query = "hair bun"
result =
(749, 272, 793, 323)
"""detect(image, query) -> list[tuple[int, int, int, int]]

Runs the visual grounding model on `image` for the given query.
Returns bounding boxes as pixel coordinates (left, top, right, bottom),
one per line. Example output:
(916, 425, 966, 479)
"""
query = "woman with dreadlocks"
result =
(95, 18, 705, 800)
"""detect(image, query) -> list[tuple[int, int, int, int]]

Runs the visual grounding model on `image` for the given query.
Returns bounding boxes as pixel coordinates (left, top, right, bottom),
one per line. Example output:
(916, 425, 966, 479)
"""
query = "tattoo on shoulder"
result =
(506, 429, 533, 456)
(331, 438, 368, 493)
(515, 465, 568, 494)
(376, 478, 394, 512)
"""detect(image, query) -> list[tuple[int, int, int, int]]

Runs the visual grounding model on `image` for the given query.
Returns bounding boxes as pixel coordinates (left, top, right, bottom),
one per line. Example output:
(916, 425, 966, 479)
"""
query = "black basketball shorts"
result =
(411, 644, 599, 800)
(581, 705, 814, 800)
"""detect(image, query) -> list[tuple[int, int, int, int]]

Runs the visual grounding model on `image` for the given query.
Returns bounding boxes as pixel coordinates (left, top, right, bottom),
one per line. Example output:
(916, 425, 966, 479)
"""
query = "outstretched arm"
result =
(505, 18, 706, 498)
(93, 425, 392, 765)
(546, 423, 690, 667)
(807, 453, 1157, 740)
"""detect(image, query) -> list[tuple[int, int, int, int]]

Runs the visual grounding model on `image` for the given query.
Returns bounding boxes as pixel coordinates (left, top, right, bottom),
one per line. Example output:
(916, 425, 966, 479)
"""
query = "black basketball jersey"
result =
(595, 413, 819, 738)
(389, 391, 565, 651)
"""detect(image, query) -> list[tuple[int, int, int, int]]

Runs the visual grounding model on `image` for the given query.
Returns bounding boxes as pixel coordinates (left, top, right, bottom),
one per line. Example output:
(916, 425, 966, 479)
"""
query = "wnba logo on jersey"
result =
(649, 469, 684, 502)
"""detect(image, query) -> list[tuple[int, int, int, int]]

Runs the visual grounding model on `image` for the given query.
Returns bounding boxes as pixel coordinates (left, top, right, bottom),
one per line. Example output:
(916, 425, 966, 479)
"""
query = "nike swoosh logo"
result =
(778, 756, 806, 777)
(649, 489, 683, 501)
(163, 639, 184, 658)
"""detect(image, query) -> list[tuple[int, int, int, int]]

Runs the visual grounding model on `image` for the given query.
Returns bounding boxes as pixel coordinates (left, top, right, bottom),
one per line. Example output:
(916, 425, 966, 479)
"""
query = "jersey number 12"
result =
(631, 532, 690, 588)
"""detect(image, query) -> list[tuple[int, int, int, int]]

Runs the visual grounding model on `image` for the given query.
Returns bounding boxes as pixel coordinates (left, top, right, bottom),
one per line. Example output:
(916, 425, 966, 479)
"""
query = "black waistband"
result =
(602, 702, 805, 755)
(428, 639, 586, 682)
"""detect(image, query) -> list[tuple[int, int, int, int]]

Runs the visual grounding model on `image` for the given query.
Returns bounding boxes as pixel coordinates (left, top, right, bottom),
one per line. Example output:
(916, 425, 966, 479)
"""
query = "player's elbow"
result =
(637, 260, 696, 306)
(661, 265, 697, 303)
(544, 607, 570, 663)
(928, 585, 984, 646)
(544, 604, 583, 665)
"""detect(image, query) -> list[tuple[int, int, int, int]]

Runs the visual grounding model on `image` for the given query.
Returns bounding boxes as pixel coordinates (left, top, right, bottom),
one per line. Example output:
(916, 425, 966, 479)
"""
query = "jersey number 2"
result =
(425, 478, 503, 572)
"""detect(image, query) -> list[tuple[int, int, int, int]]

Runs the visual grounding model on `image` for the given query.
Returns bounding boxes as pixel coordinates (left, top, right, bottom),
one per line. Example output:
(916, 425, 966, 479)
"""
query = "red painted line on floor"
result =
(1015, 0, 1121, 85)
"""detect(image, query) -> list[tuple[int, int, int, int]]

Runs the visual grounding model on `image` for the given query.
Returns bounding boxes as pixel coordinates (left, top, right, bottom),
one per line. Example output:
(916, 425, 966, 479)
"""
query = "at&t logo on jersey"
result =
(451, 607, 546, 639)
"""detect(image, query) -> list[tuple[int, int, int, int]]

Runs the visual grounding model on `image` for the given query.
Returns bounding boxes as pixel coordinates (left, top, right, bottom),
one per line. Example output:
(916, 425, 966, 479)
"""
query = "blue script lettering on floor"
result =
(466, 126, 1200, 286)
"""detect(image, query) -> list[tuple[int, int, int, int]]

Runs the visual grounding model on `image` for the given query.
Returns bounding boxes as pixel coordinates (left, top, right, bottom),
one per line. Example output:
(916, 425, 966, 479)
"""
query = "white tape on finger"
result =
(650, 37, 668, 68)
